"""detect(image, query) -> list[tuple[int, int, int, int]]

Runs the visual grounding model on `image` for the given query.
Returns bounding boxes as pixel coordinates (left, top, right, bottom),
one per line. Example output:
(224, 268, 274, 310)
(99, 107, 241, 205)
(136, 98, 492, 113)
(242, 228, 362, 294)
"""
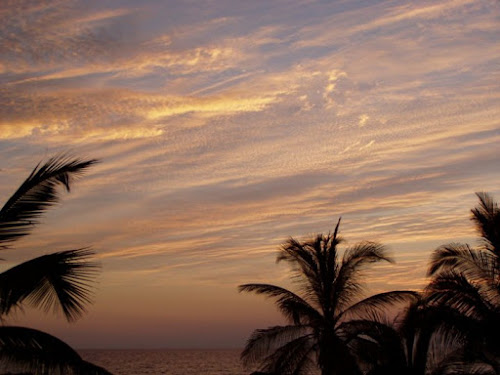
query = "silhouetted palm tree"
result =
(426, 192, 500, 372)
(0, 155, 111, 375)
(239, 219, 418, 375)
(344, 297, 494, 375)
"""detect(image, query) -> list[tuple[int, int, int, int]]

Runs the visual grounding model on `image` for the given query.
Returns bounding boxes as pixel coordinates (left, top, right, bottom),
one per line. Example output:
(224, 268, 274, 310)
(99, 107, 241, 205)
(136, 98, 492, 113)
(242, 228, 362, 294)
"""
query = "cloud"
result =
(0, 84, 284, 141)
(351, 0, 478, 34)
(143, 94, 279, 120)
(358, 114, 369, 127)
(293, 0, 482, 49)
(0, 0, 133, 73)
(1, 0, 500, 347)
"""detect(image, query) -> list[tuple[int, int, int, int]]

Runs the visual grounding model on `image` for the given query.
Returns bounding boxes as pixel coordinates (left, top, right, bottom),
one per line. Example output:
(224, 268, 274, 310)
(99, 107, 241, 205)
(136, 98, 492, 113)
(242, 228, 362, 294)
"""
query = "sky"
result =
(0, 0, 499, 349)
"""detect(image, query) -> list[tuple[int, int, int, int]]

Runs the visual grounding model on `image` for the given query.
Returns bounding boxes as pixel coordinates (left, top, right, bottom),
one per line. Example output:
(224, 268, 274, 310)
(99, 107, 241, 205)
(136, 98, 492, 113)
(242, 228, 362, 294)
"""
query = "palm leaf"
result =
(333, 242, 392, 314)
(0, 155, 98, 246)
(472, 192, 500, 254)
(278, 237, 322, 295)
(238, 283, 322, 323)
(425, 327, 500, 375)
(0, 248, 98, 321)
(425, 271, 493, 320)
(411, 306, 475, 374)
(262, 334, 315, 375)
(338, 290, 420, 322)
(339, 319, 406, 369)
(277, 220, 345, 315)
(0, 326, 112, 375)
(241, 325, 309, 368)
(427, 243, 496, 279)
(437, 362, 496, 375)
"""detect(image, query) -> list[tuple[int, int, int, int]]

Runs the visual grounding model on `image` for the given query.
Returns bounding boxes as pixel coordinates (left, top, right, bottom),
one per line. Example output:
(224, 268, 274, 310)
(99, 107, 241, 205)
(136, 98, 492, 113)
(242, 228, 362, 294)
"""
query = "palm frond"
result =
(340, 320, 405, 372)
(436, 362, 496, 375)
(238, 283, 322, 324)
(278, 237, 322, 297)
(333, 242, 392, 313)
(262, 334, 315, 375)
(0, 326, 112, 375)
(275, 220, 347, 315)
(0, 155, 98, 246)
(339, 319, 401, 350)
(326, 218, 342, 285)
(241, 325, 309, 368)
(338, 291, 420, 322)
(428, 338, 498, 375)
(0, 248, 99, 321)
(407, 305, 476, 374)
(427, 243, 496, 279)
(425, 324, 473, 374)
(425, 271, 494, 320)
(472, 192, 500, 254)
(342, 242, 392, 268)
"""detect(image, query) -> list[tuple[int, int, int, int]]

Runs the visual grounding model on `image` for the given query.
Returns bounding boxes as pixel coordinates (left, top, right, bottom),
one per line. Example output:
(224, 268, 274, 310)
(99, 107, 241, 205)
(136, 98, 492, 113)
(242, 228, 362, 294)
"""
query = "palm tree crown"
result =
(239, 218, 417, 375)
(426, 192, 500, 372)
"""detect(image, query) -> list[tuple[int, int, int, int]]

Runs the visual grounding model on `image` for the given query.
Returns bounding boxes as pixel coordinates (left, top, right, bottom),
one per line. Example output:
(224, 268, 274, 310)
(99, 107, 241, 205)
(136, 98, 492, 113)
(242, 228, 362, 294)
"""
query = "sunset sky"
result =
(1, 0, 499, 349)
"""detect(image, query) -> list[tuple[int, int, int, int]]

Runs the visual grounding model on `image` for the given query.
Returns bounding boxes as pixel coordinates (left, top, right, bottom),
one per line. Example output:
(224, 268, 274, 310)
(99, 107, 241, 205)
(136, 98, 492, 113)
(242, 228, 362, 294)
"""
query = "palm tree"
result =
(344, 298, 493, 375)
(0, 155, 111, 375)
(426, 192, 500, 372)
(239, 218, 418, 375)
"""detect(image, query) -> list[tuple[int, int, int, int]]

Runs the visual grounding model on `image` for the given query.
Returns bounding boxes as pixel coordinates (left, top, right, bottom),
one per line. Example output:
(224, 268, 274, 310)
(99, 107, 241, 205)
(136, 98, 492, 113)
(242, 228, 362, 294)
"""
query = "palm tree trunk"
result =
(318, 336, 361, 375)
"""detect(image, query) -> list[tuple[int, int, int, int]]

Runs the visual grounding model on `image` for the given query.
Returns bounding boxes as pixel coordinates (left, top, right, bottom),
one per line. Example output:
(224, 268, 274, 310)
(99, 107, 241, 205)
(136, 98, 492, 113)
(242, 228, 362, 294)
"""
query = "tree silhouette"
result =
(344, 297, 496, 375)
(426, 192, 500, 372)
(239, 219, 418, 375)
(0, 155, 111, 375)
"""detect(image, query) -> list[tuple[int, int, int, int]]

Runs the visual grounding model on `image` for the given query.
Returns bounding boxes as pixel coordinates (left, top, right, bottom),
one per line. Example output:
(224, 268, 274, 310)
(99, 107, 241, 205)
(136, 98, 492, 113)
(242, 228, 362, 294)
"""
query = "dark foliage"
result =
(0, 155, 111, 374)
(239, 218, 417, 375)
(426, 193, 500, 372)
(240, 193, 500, 374)
(0, 326, 111, 375)
(0, 156, 97, 246)
(0, 248, 98, 321)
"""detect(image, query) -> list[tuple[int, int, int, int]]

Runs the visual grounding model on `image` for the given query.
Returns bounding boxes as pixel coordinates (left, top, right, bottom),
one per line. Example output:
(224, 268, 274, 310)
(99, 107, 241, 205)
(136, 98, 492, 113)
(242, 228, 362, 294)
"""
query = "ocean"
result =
(79, 349, 246, 375)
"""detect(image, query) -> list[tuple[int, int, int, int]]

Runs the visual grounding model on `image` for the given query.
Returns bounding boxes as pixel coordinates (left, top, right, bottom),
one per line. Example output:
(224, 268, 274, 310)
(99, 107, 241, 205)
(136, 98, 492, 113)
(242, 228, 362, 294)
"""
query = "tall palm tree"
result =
(426, 192, 500, 372)
(239, 219, 418, 375)
(0, 155, 111, 375)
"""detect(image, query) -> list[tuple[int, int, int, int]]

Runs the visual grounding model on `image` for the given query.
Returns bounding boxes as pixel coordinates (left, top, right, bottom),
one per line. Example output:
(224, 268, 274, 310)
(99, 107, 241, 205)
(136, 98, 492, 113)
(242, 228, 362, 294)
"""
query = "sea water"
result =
(79, 349, 246, 375)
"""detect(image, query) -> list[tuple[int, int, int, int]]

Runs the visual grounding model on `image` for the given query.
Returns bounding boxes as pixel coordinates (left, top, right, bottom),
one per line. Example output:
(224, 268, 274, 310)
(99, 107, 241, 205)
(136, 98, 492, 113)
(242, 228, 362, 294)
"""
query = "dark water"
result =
(79, 349, 246, 375)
